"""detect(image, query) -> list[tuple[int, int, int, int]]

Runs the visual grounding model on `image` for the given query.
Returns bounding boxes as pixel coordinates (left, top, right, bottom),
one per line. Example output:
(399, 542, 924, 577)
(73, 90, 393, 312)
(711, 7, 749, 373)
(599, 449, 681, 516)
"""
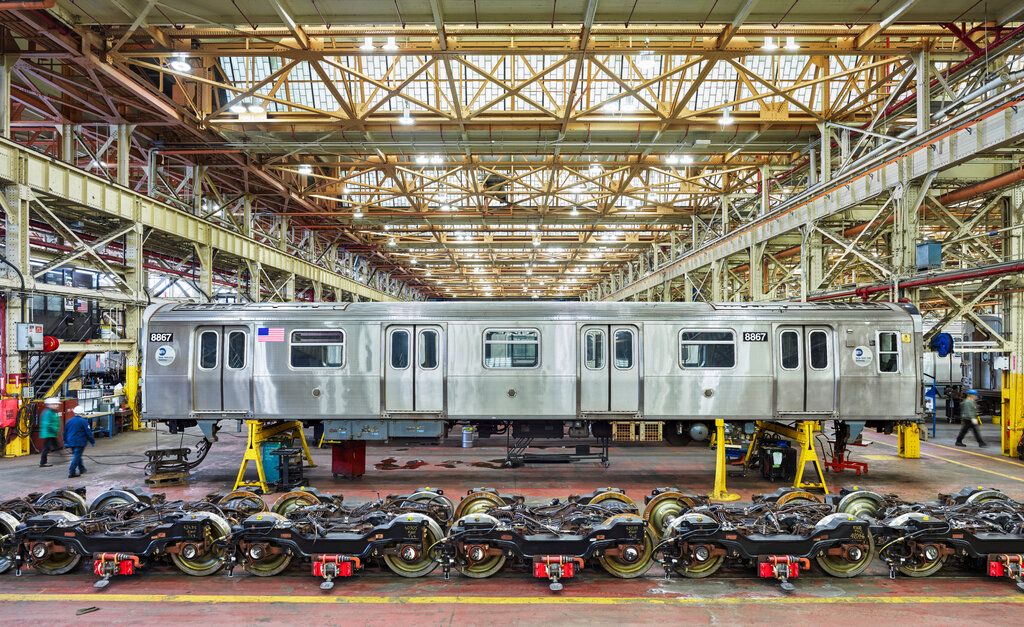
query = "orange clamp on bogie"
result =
(533, 556, 584, 592)
(758, 556, 808, 592)
(987, 554, 1024, 592)
(311, 554, 361, 590)
(92, 553, 141, 589)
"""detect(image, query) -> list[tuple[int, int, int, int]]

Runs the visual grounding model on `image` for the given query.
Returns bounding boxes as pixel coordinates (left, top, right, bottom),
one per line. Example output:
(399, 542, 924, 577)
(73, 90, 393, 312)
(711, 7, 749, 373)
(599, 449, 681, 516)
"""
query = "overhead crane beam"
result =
(599, 85, 1024, 302)
(0, 135, 397, 302)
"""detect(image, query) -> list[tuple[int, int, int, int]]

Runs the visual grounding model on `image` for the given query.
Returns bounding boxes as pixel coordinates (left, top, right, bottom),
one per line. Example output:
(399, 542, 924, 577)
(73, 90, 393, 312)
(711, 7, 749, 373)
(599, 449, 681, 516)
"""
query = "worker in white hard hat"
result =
(38, 398, 61, 468)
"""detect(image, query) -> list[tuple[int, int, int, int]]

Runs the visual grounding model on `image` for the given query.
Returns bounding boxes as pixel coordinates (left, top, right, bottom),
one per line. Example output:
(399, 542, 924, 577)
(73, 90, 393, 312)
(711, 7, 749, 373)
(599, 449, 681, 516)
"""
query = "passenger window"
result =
(290, 330, 345, 368)
(419, 330, 438, 369)
(780, 331, 800, 369)
(680, 330, 735, 368)
(878, 331, 900, 373)
(227, 331, 246, 369)
(585, 329, 605, 369)
(199, 331, 218, 369)
(484, 329, 540, 368)
(614, 330, 633, 369)
(809, 331, 828, 370)
(391, 330, 410, 369)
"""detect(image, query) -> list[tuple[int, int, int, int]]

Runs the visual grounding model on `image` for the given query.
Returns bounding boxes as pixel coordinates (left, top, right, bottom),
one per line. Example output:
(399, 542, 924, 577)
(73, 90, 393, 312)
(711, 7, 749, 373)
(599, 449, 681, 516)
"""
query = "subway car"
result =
(141, 301, 923, 441)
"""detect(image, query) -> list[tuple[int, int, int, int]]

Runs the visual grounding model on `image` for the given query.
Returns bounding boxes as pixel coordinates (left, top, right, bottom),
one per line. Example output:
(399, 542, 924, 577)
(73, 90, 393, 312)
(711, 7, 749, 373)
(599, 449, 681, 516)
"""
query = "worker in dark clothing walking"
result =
(38, 397, 61, 467)
(955, 389, 987, 448)
(63, 405, 95, 478)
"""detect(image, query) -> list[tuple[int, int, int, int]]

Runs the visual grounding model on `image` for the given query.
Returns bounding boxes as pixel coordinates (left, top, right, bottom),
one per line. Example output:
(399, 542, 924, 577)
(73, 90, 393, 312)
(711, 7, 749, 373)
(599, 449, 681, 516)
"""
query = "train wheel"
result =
(170, 512, 233, 577)
(966, 489, 1009, 504)
(836, 491, 884, 519)
(218, 491, 267, 515)
(30, 512, 83, 575)
(453, 491, 505, 519)
(775, 490, 822, 508)
(644, 491, 697, 540)
(243, 514, 293, 576)
(0, 511, 20, 574)
(588, 490, 638, 515)
(271, 491, 320, 515)
(34, 490, 88, 516)
(896, 545, 947, 577)
(382, 515, 444, 578)
(90, 489, 142, 513)
(816, 533, 875, 578)
(676, 546, 724, 579)
(404, 490, 455, 524)
(597, 515, 655, 579)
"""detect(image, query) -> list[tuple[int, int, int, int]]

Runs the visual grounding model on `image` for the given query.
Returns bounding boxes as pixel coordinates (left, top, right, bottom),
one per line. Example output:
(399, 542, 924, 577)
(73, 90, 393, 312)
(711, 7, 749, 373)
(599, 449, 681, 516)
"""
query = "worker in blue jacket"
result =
(63, 406, 95, 478)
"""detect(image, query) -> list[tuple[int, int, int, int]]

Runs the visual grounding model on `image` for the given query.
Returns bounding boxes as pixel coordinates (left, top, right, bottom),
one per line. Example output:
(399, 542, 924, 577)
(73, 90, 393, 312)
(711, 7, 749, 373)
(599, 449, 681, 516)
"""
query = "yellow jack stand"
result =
(3, 409, 30, 457)
(710, 419, 740, 502)
(745, 420, 829, 493)
(1003, 371, 1023, 459)
(897, 422, 921, 459)
(234, 420, 316, 493)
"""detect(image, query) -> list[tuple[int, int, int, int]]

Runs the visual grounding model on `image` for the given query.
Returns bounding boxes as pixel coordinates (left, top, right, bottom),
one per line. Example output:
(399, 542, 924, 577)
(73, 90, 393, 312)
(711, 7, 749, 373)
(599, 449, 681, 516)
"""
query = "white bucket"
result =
(461, 426, 475, 448)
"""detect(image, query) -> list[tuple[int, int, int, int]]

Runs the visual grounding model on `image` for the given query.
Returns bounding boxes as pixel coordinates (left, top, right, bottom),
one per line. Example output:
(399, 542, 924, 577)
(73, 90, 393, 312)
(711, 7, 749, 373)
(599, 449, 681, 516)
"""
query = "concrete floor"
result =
(0, 419, 1021, 625)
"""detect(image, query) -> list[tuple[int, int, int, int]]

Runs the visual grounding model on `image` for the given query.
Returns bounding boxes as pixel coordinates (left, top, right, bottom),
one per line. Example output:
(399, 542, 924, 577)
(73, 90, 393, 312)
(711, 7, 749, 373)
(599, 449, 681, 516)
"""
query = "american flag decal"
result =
(257, 327, 285, 342)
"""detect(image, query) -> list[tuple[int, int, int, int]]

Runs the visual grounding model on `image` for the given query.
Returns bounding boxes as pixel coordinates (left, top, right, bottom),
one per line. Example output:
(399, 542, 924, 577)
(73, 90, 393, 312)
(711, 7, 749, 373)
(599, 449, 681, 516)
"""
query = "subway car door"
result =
(774, 325, 836, 414)
(192, 326, 252, 414)
(580, 325, 640, 413)
(385, 325, 444, 413)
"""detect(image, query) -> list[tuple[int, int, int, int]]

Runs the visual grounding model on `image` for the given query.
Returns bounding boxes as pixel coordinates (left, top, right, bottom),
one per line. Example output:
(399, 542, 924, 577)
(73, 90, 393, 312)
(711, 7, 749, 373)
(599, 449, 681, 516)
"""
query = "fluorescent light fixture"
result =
(531, 294, 539, 299)
(665, 155, 679, 165)
(398, 108, 415, 125)
(762, 36, 778, 51)
(526, 267, 533, 275)
(388, 237, 397, 247)
(588, 163, 603, 176)
(410, 257, 417, 265)
(360, 36, 375, 51)
(719, 107, 734, 126)
(169, 53, 191, 73)
(229, 103, 248, 114)
(246, 103, 265, 114)
(354, 209, 364, 218)
(425, 271, 432, 277)
(297, 164, 313, 175)
(570, 207, 579, 216)
(415, 155, 429, 165)
(532, 237, 541, 247)
(680, 154, 694, 164)
(440, 203, 452, 211)
(784, 36, 799, 51)
(527, 223, 537, 231)
(429, 155, 443, 165)
(383, 36, 398, 52)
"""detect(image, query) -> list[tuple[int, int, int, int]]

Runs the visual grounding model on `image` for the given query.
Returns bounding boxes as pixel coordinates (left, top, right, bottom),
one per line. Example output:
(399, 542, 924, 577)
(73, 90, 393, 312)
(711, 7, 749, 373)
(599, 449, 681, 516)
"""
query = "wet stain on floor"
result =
(374, 458, 429, 471)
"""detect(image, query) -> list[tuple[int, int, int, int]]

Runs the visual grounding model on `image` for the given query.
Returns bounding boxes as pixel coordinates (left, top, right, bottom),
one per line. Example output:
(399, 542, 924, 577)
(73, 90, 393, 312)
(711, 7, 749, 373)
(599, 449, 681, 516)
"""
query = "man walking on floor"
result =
(63, 405, 95, 478)
(955, 388, 987, 448)
(38, 397, 61, 467)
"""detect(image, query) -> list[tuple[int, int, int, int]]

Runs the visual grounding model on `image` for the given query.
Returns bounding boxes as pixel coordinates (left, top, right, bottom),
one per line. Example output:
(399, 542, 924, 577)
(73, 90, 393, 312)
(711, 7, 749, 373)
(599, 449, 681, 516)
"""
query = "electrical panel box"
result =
(15, 323, 44, 351)
(916, 240, 942, 271)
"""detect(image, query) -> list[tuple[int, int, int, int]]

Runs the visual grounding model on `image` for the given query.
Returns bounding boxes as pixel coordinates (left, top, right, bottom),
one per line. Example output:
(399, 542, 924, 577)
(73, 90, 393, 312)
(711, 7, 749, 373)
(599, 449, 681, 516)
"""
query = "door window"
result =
(808, 330, 828, 370)
(584, 329, 605, 369)
(390, 330, 410, 369)
(419, 329, 439, 369)
(199, 331, 218, 369)
(614, 329, 634, 369)
(780, 330, 800, 369)
(227, 331, 246, 369)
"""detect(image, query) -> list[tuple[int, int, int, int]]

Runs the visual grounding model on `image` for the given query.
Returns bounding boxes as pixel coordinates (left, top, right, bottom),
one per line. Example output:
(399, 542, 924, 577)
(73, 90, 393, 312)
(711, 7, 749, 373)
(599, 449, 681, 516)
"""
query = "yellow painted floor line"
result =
(875, 441, 1024, 483)
(925, 441, 1024, 469)
(0, 593, 1021, 606)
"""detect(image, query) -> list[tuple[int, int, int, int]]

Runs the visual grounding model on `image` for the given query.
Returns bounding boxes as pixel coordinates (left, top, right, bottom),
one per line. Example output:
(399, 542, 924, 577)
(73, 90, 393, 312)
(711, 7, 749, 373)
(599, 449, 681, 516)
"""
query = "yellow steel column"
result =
(125, 364, 141, 431)
(710, 419, 740, 502)
(1003, 372, 1022, 458)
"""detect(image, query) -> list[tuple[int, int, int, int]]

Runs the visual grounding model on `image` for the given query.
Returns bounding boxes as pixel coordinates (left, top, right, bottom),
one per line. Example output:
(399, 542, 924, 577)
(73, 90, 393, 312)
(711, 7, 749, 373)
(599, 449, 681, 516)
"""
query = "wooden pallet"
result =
(145, 471, 187, 487)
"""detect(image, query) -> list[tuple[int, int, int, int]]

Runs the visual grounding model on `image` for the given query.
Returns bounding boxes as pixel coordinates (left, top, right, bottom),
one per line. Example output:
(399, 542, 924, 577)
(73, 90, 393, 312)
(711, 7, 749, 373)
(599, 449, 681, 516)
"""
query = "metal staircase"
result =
(28, 314, 99, 398)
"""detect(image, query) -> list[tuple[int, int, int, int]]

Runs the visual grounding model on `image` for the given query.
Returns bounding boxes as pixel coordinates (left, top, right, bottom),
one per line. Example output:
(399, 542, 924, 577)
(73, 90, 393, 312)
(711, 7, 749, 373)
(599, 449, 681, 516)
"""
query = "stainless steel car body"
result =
(141, 301, 922, 430)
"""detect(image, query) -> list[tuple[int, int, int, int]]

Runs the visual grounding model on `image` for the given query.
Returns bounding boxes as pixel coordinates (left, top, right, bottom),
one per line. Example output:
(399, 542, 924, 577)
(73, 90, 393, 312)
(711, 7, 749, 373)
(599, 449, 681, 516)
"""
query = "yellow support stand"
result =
(233, 420, 316, 493)
(745, 420, 829, 493)
(897, 422, 921, 459)
(1002, 371, 1023, 458)
(710, 419, 740, 502)
(3, 402, 30, 457)
(125, 364, 141, 431)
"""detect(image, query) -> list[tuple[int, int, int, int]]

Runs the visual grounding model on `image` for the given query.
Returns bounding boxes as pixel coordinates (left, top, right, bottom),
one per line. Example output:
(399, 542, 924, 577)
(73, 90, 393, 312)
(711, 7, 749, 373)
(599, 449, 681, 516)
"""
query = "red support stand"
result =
(332, 441, 366, 479)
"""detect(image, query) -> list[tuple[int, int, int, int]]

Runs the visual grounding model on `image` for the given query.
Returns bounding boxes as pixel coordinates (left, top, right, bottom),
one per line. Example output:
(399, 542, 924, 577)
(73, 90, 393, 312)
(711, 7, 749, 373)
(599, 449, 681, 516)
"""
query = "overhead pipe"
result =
(0, 1, 55, 8)
(807, 261, 1024, 301)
